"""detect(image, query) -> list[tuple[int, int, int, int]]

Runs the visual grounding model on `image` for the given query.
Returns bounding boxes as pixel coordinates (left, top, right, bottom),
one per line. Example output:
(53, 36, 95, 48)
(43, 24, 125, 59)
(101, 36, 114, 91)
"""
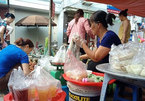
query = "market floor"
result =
(0, 95, 3, 101)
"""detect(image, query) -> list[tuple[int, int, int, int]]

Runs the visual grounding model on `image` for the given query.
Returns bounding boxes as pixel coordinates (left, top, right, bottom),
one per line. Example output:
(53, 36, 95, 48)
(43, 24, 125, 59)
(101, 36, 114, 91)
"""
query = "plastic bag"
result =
(38, 56, 56, 72)
(8, 67, 29, 101)
(8, 67, 25, 92)
(52, 44, 67, 64)
(125, 43, 145, 76)
(27, 66, 62, 101)
(64, 50, 87, 81)
(8, 66, 62, 101)
(68, 39, 80, 59)
(109, 42, 139, 71)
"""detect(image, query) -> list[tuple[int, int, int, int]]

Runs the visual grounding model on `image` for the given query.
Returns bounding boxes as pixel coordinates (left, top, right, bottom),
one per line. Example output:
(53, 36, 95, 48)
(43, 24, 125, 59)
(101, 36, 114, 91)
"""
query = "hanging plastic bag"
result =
(64, 50, 87, 81)
(67, 39, 80, 59)
(52, 44, 67, 65)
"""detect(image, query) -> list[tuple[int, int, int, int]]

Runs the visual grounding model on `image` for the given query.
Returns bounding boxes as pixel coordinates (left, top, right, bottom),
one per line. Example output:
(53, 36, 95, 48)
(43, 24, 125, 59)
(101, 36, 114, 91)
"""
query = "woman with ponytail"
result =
(0, 12, 15, 49)
(73, 10, 121, 72)
(0, 38, 34, 93)
(118, 9, 131, 43)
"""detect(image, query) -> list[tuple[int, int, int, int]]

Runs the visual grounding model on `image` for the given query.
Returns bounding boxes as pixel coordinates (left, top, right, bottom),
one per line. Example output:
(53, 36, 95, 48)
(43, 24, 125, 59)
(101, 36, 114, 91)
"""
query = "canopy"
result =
(15, 15, 57, 27)
(86, 0, 145, 17)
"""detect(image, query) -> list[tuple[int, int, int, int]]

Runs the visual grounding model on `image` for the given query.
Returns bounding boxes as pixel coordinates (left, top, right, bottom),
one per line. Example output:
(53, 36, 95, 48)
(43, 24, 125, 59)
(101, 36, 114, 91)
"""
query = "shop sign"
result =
(107, 5, 120, 14)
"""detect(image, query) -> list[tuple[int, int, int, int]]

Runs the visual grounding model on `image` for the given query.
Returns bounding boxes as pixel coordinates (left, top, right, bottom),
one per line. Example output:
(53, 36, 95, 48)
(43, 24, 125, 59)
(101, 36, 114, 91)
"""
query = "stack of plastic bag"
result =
(51, 44, 67, 65)
(64, 50, 87, 81)
(109, 42, 139, 71)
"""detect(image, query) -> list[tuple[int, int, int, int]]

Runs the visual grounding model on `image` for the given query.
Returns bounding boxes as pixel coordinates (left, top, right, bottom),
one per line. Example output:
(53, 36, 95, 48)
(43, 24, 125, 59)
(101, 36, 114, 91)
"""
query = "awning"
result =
(86, 0, 145, 17)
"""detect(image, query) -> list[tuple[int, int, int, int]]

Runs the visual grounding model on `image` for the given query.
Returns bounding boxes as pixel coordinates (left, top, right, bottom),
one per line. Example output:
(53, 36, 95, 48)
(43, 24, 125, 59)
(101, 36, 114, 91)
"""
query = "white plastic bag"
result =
(38, 56, 56, 72)
(52, 44, 67, 64)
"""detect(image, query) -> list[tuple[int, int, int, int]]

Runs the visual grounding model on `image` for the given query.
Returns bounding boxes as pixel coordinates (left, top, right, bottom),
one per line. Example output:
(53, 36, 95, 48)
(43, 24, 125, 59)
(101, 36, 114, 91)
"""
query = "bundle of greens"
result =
(87, 74, 104, 82)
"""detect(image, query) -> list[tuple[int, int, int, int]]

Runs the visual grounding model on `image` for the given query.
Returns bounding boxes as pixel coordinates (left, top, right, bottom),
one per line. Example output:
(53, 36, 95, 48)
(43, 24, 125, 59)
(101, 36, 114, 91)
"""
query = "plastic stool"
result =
(113, 82, 142, 101)
(62, 86, 69, 101)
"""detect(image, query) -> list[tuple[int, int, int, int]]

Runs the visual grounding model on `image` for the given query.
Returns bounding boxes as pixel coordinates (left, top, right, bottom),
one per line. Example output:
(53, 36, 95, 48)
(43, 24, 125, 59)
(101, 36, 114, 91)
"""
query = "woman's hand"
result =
(80, 54, 89, 60)
(22, 63, 30, 75)
(73, 37, 86, 48)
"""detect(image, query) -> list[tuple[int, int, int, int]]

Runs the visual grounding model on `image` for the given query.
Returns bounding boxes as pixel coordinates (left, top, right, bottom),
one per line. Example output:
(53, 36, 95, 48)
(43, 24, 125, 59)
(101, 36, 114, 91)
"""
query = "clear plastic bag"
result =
(8, 67, 25, 92)
(125, 43, 145, 76)
(52, 44, 67, 64)
(8, 67, 29, 101)
(68, 38, 80, 59)
(109, 42, 139, 71)
(8, 66, 62, 101)
(27, 66, 62, 101)
(64, 50, 87, 81)
(38, 56, 56, 72)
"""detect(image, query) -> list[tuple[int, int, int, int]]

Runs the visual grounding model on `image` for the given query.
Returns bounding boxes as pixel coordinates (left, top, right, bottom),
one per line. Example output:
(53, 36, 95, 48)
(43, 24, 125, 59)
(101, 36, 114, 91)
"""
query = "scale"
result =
(50, 62, 66, 86)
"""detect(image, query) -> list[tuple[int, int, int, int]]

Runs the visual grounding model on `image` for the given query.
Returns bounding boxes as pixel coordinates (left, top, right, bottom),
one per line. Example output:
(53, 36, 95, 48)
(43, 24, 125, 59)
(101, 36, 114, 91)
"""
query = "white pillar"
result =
(9, 8, 15, 44)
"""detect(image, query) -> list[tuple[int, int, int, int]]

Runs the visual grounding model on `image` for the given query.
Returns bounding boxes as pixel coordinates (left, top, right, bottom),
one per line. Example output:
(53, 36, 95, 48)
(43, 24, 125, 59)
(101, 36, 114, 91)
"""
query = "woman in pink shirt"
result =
(66, 9, 95, 63)
(66, 9, 95, 43)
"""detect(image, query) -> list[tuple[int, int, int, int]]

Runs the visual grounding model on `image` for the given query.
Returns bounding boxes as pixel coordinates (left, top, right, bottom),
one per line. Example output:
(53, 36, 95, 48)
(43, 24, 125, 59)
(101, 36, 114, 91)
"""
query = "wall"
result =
(57, 10, 64, 47)
(11, 8, 58, 47)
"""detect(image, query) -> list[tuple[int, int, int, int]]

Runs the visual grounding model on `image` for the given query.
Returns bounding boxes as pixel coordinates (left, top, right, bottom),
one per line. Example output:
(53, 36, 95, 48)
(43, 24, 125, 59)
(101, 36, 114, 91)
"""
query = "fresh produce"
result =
(66, 70, 87, 81)
(87, 74, 104, 82)
(82, 74, 104, 83)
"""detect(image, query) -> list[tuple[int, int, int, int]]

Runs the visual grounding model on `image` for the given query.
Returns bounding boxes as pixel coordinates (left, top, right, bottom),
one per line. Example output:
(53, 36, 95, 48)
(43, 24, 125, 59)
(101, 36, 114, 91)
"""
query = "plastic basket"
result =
(4, 91, 66, 101)
(63, 72, 116, 86)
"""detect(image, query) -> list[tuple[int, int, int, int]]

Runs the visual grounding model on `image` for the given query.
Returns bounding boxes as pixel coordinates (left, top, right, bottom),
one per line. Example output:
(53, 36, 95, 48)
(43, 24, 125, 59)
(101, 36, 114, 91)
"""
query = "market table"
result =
(96, 63, 145, 101)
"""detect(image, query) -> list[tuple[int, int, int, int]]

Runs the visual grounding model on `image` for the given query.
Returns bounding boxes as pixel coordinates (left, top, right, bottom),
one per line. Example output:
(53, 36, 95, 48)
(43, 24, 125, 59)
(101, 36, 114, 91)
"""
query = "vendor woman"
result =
(0, 38, 34, 93)
(73, 10, 121, 72)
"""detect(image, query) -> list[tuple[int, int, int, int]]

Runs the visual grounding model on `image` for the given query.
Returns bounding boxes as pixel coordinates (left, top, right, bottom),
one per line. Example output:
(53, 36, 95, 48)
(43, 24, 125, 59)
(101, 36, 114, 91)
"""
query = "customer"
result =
(66, 9, 95, 58)
(118, 9, 131, 43)
(0, 38, 34, 93)
(73, 10, 121, 72)
(0, 13, 15, 49)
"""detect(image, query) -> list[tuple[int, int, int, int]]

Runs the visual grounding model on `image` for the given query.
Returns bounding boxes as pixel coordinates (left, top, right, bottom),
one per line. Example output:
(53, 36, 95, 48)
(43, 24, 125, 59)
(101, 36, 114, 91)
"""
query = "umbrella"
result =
(15, 15, 57, 26)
